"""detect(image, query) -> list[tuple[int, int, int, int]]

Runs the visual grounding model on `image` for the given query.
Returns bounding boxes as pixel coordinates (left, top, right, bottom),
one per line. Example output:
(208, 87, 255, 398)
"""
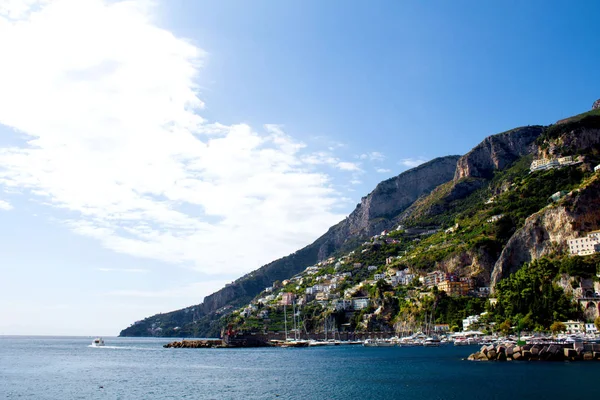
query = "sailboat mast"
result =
(284, 304, 288, 341)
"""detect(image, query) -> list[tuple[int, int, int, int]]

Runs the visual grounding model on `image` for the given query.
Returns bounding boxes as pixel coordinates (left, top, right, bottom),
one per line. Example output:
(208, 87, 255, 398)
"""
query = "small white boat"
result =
(91, 337, 105, 347)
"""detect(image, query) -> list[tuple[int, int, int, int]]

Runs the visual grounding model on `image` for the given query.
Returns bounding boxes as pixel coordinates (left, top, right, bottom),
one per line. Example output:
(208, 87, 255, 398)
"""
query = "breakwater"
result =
(468, 342, 600, 361)
(163, 339, 224, 348)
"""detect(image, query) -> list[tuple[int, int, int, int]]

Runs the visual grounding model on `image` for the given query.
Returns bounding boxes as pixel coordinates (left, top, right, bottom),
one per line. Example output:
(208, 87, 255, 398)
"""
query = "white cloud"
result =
(336, 161, 362, 172)
(97, 268, 148, 273)
(0, 199, 12, 210)
(399, 157, 429, 168)
(359, 151, 385, 162)
(349, 179, 362, 185)
(375, 168, 391, 174)
(0, 0, 349, 276)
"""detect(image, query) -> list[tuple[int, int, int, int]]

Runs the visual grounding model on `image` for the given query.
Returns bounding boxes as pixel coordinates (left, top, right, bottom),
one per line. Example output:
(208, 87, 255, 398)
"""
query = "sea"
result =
(2, 336, 599, 399)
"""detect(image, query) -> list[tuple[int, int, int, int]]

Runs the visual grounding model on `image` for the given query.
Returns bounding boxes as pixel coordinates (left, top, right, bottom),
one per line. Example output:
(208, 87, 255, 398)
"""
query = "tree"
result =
(498, 319, 512, 335)
(595, 316, 600, 332)
(550, 321, 566, 334)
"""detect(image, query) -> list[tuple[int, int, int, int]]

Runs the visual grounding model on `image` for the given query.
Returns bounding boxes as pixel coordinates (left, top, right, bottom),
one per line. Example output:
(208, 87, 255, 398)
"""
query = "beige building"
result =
(438, 280, 469, 296)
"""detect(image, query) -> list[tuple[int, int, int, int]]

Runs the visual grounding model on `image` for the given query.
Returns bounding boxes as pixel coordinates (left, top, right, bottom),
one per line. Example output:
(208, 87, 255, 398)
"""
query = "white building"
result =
(530, 158, 560, 172)
(373, 273, 386, 281)
(368, 265, 378, 271)
(568, 232, 600, 256)
(563, 320, 585, 334)
(595, 165, 600, 173)
(585, 323, 598, 334)
(487, 214, 505, 223)
(462, 315, 480, 331)
(352, 298, 370, 310)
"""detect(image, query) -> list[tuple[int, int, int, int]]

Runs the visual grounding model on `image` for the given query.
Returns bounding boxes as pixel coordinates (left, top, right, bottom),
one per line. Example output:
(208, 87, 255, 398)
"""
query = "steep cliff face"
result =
(454, 126, 544, 180)
(491, 177, 600, 288)
(490, 207, 574, 288)
(436, 247, 499, 286)
(316, 156, 460, 255)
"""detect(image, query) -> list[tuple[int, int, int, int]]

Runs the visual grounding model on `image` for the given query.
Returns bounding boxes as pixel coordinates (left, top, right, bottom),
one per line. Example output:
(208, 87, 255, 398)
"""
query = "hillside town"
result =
(230, 223, 600, 344)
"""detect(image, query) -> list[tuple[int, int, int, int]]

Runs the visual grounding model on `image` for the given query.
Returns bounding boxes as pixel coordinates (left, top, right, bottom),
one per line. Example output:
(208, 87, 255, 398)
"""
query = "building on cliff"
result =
(530, 155, 580, 172)
(568, 231, 600, 256)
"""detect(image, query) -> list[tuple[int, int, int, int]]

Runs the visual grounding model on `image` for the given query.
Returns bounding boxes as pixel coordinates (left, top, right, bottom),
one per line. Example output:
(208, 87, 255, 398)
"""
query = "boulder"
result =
(531, 346, 540, 356)
(512, 351, 522, 360)
(506, 346, 514, 358)
(583, 352, 594, 361)
(593, 352, 600, 360)
(564, 348, 578, 359)
(487, 349, 497, 360)
(497, 352, 507, 361)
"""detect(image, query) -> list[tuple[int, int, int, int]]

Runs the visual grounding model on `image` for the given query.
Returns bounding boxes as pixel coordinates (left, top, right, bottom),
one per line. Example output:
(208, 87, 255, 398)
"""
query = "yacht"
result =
(91, 337, 105, 347)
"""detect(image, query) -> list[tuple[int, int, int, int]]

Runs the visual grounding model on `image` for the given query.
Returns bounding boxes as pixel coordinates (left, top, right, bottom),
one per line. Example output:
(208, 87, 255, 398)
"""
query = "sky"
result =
(0, 0, 599, 336)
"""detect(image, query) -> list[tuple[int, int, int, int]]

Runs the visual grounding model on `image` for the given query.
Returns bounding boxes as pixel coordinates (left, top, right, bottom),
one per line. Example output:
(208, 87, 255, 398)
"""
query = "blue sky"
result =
(0, 0, 599, 335)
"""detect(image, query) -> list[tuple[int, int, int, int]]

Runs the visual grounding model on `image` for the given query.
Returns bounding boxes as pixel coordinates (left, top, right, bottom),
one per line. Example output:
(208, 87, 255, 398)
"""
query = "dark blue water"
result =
(2, 336, 599, 399)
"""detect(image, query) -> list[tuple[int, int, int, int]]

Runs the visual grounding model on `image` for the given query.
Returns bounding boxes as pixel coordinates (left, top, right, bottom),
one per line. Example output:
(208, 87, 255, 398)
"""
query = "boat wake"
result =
(87, 345, 160, 351)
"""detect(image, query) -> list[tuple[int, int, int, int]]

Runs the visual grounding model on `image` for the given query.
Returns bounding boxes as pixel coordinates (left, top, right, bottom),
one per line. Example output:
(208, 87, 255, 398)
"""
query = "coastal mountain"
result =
(120, 102, 600, 338)
(119, 156, 461, 337)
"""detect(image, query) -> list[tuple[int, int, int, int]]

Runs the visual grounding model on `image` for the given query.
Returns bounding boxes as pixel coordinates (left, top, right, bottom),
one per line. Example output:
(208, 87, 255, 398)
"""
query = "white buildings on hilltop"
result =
(530, 155, 579, 172)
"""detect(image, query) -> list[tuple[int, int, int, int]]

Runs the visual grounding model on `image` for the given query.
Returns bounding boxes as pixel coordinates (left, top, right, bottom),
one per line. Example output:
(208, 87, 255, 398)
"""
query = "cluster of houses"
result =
(422, 270, 490, 298)
(529, 155, 581, 172)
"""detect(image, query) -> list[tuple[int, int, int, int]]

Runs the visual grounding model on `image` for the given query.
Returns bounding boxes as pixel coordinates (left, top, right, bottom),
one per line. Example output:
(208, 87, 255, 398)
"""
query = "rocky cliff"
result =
(314, 156, 460, 256)
(454, 126, 543, 180)
(491, 177, 600, 287)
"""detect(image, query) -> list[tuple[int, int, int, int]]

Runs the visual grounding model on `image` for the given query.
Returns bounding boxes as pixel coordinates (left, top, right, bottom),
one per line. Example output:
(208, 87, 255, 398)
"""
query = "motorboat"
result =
(91, 337, 105, 347)
(423, 337, 441, 347)
(363, 338, 396, 347)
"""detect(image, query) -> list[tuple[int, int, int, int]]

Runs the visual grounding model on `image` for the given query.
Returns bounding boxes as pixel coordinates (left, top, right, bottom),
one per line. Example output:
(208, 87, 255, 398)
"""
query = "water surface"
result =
(2, 336, 598, 399)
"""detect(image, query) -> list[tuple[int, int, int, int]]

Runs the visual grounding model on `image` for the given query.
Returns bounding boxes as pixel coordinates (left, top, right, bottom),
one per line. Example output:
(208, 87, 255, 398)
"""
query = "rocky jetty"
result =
(163, 339, 224, 349)
(467, 342, 600, 362)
